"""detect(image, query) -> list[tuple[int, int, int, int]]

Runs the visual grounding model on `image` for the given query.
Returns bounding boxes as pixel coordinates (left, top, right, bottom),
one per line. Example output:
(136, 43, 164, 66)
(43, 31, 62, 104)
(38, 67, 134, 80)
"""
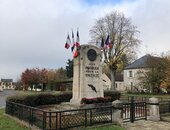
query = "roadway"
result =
(0, 90, 17, 107)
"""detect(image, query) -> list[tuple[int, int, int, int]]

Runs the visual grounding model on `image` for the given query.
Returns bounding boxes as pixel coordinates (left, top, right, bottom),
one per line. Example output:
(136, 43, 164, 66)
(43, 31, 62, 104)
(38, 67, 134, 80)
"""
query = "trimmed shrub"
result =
(81, 97, 112, 104)
(22, 94, 40, 106)
(104, 90, 121, 102)
(56, 92, 72, 103)
(6, 94, 39, 107)
(80, 91, 121, 104)
(7, 92, 72, 107)
(6, 91, 120, 106)
(38, 93, 56, 105)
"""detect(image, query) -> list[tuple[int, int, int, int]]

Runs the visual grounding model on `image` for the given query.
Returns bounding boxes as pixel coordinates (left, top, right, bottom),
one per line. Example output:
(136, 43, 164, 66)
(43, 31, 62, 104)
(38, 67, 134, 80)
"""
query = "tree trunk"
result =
(31, 84, 33, 91)
(149, 85, 152, 93)
(151, 85, 154, 94)
(42, 83, 46, 91)
(110, 67, 116, 90)
(50, 82, 53, 91)
(157, 84, 161, 94)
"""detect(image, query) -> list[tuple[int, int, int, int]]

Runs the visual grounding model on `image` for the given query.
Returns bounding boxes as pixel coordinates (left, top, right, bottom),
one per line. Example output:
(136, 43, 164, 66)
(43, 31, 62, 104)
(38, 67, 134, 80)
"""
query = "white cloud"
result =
(129, 0, 170, 56)
(0, 0, 170, 80)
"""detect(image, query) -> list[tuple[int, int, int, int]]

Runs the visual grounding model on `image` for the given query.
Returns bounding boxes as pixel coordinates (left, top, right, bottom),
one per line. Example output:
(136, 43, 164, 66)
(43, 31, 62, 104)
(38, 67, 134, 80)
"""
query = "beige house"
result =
(124, 68, 146, 92)
(102, 73, 124, 91)
(0, 79, 16, 90)
(124, 55, 159, 92)
(115, 73, 125, 91)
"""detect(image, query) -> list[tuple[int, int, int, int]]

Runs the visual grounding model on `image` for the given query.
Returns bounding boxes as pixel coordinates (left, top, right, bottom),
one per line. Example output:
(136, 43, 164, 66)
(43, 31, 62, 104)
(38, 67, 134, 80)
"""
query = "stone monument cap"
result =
(112, 100, 123, 108)
(149, 97, 159, 103)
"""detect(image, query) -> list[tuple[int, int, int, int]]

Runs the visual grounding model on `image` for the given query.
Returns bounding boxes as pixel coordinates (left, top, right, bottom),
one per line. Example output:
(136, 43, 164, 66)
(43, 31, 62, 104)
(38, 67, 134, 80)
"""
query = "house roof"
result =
(125, 54, 161, 70)
(1, 79, 13, 82)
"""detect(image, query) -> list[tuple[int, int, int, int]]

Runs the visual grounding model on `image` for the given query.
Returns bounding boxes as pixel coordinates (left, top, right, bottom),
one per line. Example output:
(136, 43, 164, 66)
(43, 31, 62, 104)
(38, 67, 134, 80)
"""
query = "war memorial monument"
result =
(70, 44, 104, 104)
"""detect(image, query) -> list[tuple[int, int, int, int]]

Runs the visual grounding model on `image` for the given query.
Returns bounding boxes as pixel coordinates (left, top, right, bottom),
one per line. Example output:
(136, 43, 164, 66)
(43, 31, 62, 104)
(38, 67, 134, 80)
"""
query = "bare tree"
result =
(90, 11, 140, 90)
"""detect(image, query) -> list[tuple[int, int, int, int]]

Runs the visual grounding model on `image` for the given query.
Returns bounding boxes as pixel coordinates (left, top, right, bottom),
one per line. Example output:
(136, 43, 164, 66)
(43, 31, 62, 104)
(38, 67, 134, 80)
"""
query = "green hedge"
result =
(7, 92, 72, 107)
(6, 91, 120, 106)
(81, 97, 112, 104)
(104, 90, 121, 102)
(81, 91, 120, 104)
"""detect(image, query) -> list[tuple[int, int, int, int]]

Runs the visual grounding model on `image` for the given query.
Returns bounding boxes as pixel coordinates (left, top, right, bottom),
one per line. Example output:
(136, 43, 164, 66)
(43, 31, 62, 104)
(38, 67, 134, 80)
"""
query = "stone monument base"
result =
(69, 99, 82, 105)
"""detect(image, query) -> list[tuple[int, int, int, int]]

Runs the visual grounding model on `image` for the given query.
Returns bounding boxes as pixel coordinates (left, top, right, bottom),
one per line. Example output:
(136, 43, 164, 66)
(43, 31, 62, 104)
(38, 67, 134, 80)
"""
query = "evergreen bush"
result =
(104, 90, 121, 102)
(7, 92, 72, 107)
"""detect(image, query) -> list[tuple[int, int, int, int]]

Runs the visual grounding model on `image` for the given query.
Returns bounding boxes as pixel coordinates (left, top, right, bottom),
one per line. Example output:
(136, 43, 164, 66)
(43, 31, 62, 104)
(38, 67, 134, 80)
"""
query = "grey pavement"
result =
(0, 90, 17, 107)
(124, 120, 170, 130)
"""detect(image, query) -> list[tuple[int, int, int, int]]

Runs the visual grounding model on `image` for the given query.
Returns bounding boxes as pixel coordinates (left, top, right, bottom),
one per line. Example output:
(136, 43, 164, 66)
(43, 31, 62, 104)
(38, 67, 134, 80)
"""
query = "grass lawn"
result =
(4, 90, 125, 130)
(15, 90, 62, 95)
(0, 108, 125, 130)
(123, 93, 170, 99)
(0, 109, 29, 130)
(86, 125, 125, 130)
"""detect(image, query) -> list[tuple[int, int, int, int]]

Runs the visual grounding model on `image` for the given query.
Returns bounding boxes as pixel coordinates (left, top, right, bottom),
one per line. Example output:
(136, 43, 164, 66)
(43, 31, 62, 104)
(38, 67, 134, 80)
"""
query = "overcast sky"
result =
(0, 0, 170, 81)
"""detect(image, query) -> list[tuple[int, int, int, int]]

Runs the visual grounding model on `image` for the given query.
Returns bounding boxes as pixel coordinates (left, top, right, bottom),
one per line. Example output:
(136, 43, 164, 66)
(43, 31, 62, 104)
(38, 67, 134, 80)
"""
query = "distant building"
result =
(0, 79, 16, 90)
(102, 73, 124, 91)
(115, 73, 125, 91)
(124, 54, 160, 92)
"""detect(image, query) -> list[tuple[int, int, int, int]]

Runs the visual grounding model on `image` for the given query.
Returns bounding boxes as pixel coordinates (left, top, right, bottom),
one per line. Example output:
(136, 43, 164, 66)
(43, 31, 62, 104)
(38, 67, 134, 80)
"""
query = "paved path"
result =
(124, 120, 170, 130)
(0, 90, 17, 107)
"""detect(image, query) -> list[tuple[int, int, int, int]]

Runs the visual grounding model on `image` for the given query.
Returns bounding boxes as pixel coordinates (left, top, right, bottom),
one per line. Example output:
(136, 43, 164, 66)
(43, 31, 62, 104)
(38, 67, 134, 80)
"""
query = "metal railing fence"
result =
(6, 101, 114, 130)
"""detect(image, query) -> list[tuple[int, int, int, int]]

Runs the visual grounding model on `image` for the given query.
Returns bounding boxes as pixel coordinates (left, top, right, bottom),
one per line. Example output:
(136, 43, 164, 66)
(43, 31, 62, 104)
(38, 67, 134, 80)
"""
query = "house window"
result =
(129, 71, 133, 77)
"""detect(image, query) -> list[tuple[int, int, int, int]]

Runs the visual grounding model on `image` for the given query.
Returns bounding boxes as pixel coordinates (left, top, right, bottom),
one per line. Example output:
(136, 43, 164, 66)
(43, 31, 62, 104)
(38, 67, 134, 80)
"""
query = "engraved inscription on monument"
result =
(85, 63, 99, 78)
